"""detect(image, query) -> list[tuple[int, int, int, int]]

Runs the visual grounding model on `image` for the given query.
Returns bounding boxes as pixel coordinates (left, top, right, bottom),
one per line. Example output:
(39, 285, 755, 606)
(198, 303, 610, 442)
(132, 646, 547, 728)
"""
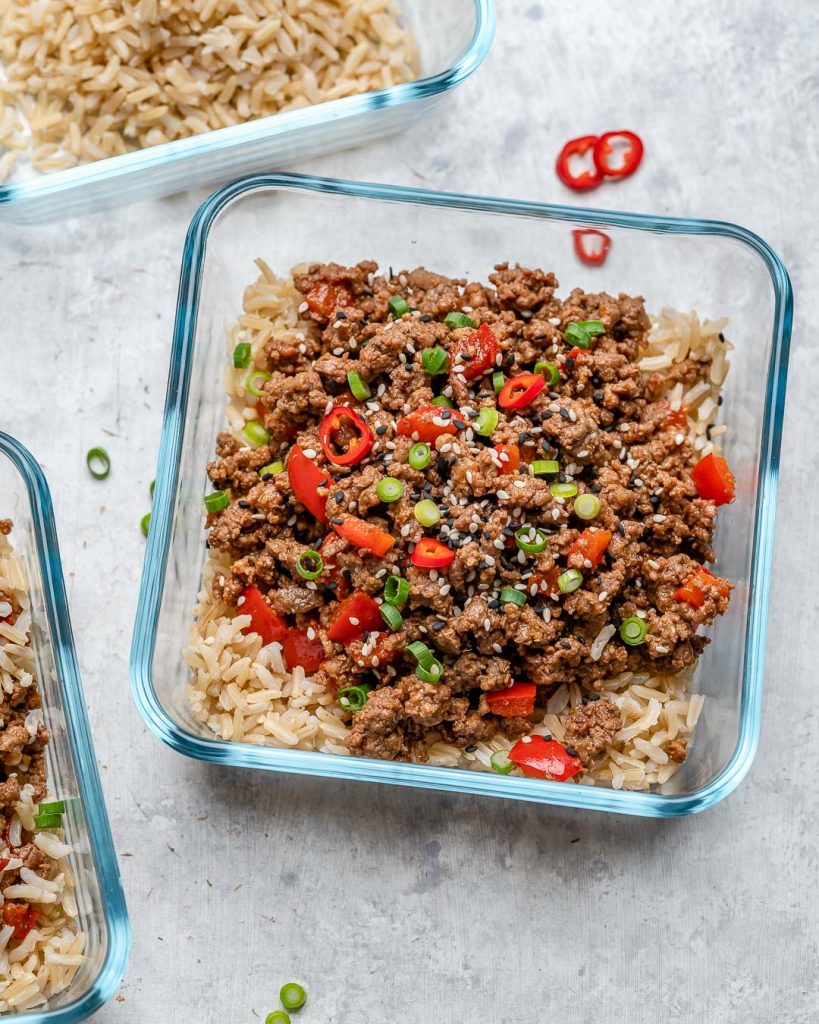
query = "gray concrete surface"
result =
(0, 1, 816, 1021)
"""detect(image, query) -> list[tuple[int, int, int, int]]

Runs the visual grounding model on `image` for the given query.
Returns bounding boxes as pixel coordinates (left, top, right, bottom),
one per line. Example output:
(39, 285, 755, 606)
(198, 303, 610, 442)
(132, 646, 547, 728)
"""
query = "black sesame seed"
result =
(420, 314, 433, 323)
(718, 395, 724, 406)
(559, 407, 571, 420)
(431, 621, 445, 631)
(649, 494, 660, 508)
(565, 746, 578, 757)
(590, 484, 602, 494)
(375, 424, 388, 436)
(616, 522, 626, 536)
(517, 432, 528, 444)
(590, 374, 602, 388)
(331, 517, 344, 525)
(587, 694, 600, 701)
(542, 411, 553, 421)
(335, 311, 347, 320)
(593, 390, 604, 404)
(465, 744, 478, 753)
(565, 358, 575, 371)
(334, 492, 345, 504)
(439, 409, 452, 420)
(238, 499, 250, 509)
(487, 599, 500, 609)
(558, 472, 567, 483)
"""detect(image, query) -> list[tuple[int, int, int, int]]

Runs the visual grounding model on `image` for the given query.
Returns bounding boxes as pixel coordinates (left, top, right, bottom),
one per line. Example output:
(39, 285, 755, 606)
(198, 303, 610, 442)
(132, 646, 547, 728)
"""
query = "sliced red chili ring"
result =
(498, 373, 545, 410)
(411, 537, 455, 569)
(593, 130, 644, 180)
(572, 228, 611, 266)
(319, 406, 374, 466)
(555, 135, 604, 191)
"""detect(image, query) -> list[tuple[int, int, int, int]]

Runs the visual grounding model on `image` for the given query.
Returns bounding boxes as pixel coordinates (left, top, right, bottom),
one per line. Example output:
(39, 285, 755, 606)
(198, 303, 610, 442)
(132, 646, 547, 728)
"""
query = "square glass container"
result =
(0, 433, 129, 1021)
(0, 0, 493, 225)
(131, 173, 793, 817)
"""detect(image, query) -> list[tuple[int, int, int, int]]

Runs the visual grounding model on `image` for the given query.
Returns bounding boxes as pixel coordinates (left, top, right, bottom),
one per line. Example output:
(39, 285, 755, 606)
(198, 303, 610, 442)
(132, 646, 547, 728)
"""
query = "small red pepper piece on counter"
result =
(486, 683, 537, 718)
(555, 135, 604, 191)
(304, 281, 352, 319)
(239, 586, 288, 646)
(593, 130, 644, 180)
(508, 736, 583, 781)
(674, 565, 732, 609)
(326, 591, 384, 644)
(572, 228, 611, 266)
(567, 529, 612, 571)
(331, 514, 396, 557)
(498, 373, 545, 410)
(494, 443, 520, 476)
(691, 452, 735, 506)
(396, 405, 462, 443)
(448, 323, 499, 381)
(3, 903, 40, 940)
(319, 406, 374, 467)
(282, 628, 326, 674)
(287, 444, 329, 523)
(411, 537, 455, 569)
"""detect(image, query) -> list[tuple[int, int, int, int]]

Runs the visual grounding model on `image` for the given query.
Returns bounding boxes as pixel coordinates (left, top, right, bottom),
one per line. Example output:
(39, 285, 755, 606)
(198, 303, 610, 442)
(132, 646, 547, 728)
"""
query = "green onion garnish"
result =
(38, 800, 65, 815)
(405, 640, 432, 663)
(233, 342, 251, 368)
(280, 984, 307, 1012)
(564, 322, 603, 349)
(260, 461, 284, 479)
(388, 295, 409, 319)
(149, 479, 155, 499)
(422, 347, 448, 375)
(414, 499, 440, 527)
(619, 616, 648, 646)
(500, 586, 526, 607)
(347, 371, 371, 401)
(245, 369, 271, 398)
(534, 360, 560, 387)
(416, 658, 444, 683)
(380, 604, 403, 631)
(86, 447, 111, 480)
(490, 749, 515, 775)
(514, 526, 548, 554)
(576, 320, 605, 336)
(430, 395, 453, 408)
(35, 813, 63, 830)
(296, 550, 324, 580)
(557, 568, 584, 593)
(492, 371, 505, 392)
(408, 443, 431, 470)
(265, 1012, 291, 1024)
(243, 421, 270, 446)
(384, 575, 409, 607)
(574, 493, 602, 520)
(550, 481, 578, 499)
(140, 513, 151, 537)
(338, 685, 371, 712)
(531, 460, 560, 476)
(376, 477, 404, 503)
(475, 407, 499, 436)
(444, 311, 477, 330)
(204, 491, 230, 513)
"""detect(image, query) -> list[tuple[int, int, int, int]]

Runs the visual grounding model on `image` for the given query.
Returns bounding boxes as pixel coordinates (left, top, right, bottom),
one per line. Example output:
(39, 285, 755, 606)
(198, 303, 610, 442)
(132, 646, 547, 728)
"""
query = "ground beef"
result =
(667, 738, 688, 762)
(563, 698, 623, 765)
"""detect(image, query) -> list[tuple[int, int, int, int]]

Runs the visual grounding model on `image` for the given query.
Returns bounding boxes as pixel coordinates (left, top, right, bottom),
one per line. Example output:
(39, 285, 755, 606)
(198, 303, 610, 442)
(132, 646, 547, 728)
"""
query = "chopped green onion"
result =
(408, 443, 431, 470)
(535, 360, 560, 387)
(347, 370, 371, 400)
(416, 658, 444, 683)
(149, 479, 155, 499)
(444, 312, 477, 330)
(245, 369, 271, 398)
(500, 586, 526, 607)
(260, 461, 284, 479)
(296, 550, 324, 580)
(338, 684, 371, 712)
(576, 320, 605, 336)
(280, 984, 307, 1011)
(233, 342, 251, 368)
(574, 493, 602, 520)
(38, 800, 65, 815)
(86, 447, 111, 480)
(380, 604, 403, 631)
(421, 347, 448, 375)
(492, 371, 505, 392)
(557, 568, 584, 594)
(265, 1012, 291, 1024)
(406, 640, 433, 665)
(243, 421, 270, 446)
(388, 295, 409, 319)
(514, 526, 548, 554)
(490, 749, 515, 775)
(384, 576, 410, 607)
(204, 491, 230, 513)
(414, 499, 440, 527)
(619, 616, 648, 646)
(564, 323, 596, 349)
(531, 459, 560, 476)
(140, 513, 151, 537)
(475, 407, 499, 436)
(431, 395, 454, 408)
(376, 476, 404, 503)
(550, 481, 578, 499)
(35, 813, 62, 830)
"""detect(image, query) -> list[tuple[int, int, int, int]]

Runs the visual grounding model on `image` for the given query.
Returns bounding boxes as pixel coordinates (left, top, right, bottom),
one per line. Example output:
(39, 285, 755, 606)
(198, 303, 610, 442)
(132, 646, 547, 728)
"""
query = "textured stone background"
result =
(0, 1, 816, 1021)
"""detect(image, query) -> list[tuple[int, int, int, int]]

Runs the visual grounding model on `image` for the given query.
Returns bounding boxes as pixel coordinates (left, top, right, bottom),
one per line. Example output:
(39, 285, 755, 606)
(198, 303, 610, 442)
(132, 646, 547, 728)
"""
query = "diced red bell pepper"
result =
(674, 565, 731, 609)
(691, 452, 735, 506)
(347, 632, 402, 670)
(508, 736, 583, 781)
(449, 323, 499, 381)
(396, 405, 463, 444)
(593, 130, 644, 180)
(567, 529, 612, 571)
(494, 443, 520, 476)
(332, 514, 396, 557)
(555, 135, 604, 191)
(239, 585, 288, 646)
(0, 858, 8, 871)
(3, 903, 40, 940)
(282, 628, 326, 674)
(528, 567, 562, 598)
(572, 228, 611, 266)
(486, 682, 537, 718)
(498, 373, 545, 410)
(412, 537, 455, 569)
(287, 444, 329, 524)
(304, 281, 353, 319)
(326, 591, 384, 644)
(565, 347, 587, 363)
(319, 406, 374, 467)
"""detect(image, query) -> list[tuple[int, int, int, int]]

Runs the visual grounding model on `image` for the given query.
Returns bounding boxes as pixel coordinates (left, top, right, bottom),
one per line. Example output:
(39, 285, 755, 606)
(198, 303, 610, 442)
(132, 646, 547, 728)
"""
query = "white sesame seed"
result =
(440, 583, 452, 596)
(484, 555, 496, 567)
(493, 538, 505, 549)
(583, 558, 592, 569)
(298, 301, 309, 313)
(483, 617, 491, 631)
(306, 626, 316, 640)
(522, 735, 533, 744)
(655, 644, 669, 655)
(306, 581, 317, 591)
(513, 480, 526, 489)
(551, 508, 561, 520)
(568, 409, 577, 422)
(647, 559, 660, 570)
(400, 524, 411, 537)
(303, 448, 317, 459)
(576, 450, 589, 459)
(636, 610, 647, 619)
(598, 591, 608, 602)
(675, 433, 685, 446)
(653, 514, 667, 523)
(349, 617, 359, 626)
(549, 317, 561, 326)
(332, 347, 343, 356)
(371, 656, 380, 667)
(492, 643, 503, 654)
(466, 471, 474, 485)
(497, 489, 510, 500)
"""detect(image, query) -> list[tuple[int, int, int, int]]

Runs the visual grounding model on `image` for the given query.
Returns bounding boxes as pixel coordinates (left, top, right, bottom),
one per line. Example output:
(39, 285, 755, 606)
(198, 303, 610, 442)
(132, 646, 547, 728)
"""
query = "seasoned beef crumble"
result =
(204, 262, 732, 767)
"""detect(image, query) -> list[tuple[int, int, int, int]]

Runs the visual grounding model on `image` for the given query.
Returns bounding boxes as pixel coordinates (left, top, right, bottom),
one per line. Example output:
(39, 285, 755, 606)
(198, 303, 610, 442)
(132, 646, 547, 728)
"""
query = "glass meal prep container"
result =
(0, 434, 129, 1021)
(131, 173, 792, 818)
(0, 0, 493, 225)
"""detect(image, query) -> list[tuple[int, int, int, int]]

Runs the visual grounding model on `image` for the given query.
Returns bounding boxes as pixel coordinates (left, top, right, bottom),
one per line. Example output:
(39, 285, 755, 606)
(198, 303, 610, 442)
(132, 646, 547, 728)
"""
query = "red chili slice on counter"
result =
(674, 566, 732, 609)
(304, 281, 353, 319)
(411, 537, 455, 569)
(287, 444, 329, 523)
(567, 528, 612, 571)
(239, 585, 289, 646)
(396, 405, 462, 444)
(508, 736, 583, 781)
(498, 373, 546, 410)
(449, 323, 499, 381)
(319, 406, 374, 467)
(494, 443, 520, 476)
(3, 904, 40, 940)
(555, 135, 604, 191)
(486, 683, 537, 718)
(691, 452, 735, 506)
(593, 130, 644, 180)
(326, 591, 384, 644)
(572, 228, 611, 266)
(282, 628, 326, 674)
(331, 514, 396, 557)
